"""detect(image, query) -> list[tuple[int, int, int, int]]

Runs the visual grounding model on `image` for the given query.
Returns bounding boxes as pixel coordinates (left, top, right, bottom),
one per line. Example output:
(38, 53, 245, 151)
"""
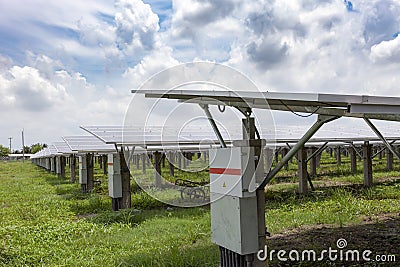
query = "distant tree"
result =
(23, 146, 31, 154)
(14, 150, 20, 154)
(31, 143, 46, 154)
(0, 145, 11, 156)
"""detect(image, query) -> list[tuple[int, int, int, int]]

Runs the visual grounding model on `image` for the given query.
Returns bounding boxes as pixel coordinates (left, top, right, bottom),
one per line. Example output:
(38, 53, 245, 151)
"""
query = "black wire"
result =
(255, 126, 261, 139)
(279, 100, 320, 118)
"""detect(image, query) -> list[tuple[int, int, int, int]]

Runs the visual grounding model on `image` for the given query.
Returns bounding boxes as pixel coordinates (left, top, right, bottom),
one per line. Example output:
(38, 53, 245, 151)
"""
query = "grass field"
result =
(1, 152, 399, 266)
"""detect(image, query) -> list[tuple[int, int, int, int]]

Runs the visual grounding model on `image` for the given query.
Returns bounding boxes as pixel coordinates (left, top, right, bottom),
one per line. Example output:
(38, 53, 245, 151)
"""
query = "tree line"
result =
(0, 143, 47, 157)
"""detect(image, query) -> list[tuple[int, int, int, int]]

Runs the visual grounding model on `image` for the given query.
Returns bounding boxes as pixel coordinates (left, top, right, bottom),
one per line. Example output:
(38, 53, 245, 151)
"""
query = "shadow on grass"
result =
(89, 206, 209, 227)
(266, 215, 400, 266)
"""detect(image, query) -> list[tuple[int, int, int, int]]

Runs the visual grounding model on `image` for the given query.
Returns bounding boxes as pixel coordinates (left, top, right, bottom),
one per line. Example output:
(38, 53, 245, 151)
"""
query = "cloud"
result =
(370, 35, 400, 63)
(123, 46, 180, 88)
(115, 0, 160, 58)
(3, 0, 400, 147)
(0, 65, 70, 112)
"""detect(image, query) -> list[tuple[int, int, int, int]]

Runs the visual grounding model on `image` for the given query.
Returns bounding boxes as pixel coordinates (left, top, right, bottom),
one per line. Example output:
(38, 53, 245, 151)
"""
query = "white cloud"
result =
(3, 0, 400, 147)
(115, 0, 161, 58)
(123, 46, 180, 88)
(0, 65, 70, 112)
(370, 35, 400, 63)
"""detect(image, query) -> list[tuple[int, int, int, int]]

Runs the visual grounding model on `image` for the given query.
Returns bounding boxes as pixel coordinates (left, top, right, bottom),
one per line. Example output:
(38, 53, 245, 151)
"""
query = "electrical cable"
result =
(279, 100, 320, 118)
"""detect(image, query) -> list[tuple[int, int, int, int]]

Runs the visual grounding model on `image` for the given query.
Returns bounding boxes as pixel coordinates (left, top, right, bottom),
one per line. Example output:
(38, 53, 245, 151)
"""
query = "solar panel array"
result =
(80, 125, 241, 146)
(62, 136, 116, 153)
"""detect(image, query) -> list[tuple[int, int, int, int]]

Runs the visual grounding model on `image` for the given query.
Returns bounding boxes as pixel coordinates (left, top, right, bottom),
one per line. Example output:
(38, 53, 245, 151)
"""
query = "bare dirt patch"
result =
(266, 213, 400, 266)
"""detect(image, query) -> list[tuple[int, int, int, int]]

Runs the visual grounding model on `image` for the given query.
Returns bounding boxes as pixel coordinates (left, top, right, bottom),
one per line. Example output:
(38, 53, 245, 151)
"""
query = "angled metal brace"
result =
(349, 143, 363, 158)
(200, 104, 227, 148)
(306, 142, 329, 163)
(258, 115, 339, 189)
(286, 143, 298, 161)
(364, 118, 400, 161)
(372, 140, 396, 159)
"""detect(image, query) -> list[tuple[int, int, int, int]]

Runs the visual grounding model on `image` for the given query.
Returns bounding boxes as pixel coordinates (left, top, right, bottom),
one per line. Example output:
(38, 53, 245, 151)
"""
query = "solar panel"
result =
(81, 125, 241, 146)
(53, 141, 73, 155)
(47, 144, 59, 156)
(62, 136, 116, 153)
(131, 89, 400, 122)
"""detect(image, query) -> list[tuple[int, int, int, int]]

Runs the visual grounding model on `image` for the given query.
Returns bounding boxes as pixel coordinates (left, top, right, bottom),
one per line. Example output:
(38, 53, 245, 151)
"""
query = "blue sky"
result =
(1, 0, 400, 149)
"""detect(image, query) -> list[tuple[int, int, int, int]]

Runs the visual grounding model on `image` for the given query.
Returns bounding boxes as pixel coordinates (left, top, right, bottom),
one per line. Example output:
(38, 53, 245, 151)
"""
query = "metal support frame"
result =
(336, 146, 342, 166)
(386, 148, 394, 171)
(259, 115, 339, 189)
(298, 146, 308, 193)
(372, 141, 395, 159)
(168, 152, 175, 176)
(308, 147, 317, 177)
(363, 141, 373, 187)
(364, 118, 400, 161)
(306, 142, 328, 164)
(119, 147, 132, 209)
(154, 151, 162, 187)
(349, 143, 363, 158)
(200, 104, 227, 148)
(350, 146, 357, 173)
(86, 153, 94, 192)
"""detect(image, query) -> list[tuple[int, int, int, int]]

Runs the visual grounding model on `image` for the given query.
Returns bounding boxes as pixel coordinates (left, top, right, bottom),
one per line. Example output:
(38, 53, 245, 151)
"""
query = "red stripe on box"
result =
(209, 168, 241, 176)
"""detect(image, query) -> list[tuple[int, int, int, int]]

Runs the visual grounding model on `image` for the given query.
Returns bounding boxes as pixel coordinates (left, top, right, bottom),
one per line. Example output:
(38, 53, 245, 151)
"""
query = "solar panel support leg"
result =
(86, 153, 94, 192)
(154, 151, 162, 188)
(364, 118, 400, 161)
(70, 154, 76, 183)
(350, 147, 357, 174)
(298, 146, 308, 193)
(363, 141, 373, 187)
(102, 155, 108, 174)
(259, 115, 339, 189)
(119, 150, 132, 209)
(386, 148, 393, 171)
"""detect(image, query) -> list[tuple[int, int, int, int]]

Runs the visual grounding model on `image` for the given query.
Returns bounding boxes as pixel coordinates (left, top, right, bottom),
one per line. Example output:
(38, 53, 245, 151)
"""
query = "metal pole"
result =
(259, 115, 338, 189)
(8, 137, 12, 153)
(200, 104, 227, 148)
(22, 129, 25, 163)
(306, 142, 328, 163)
(364, 118, 400, 161)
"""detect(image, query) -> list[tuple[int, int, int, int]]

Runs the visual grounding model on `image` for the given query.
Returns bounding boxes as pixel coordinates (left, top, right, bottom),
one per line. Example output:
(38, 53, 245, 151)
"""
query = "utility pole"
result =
(22, 129, 25, 163)
(8, 137, 12, 153)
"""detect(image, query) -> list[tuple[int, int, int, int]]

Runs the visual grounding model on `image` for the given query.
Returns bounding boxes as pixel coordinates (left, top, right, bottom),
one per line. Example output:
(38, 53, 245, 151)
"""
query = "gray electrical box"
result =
(209, 146, 260, 255)
(211, 193, 258, 255)
(79, 155, 87, 184)
(209, 147, 256, 198)
(108, 154, 122, 198)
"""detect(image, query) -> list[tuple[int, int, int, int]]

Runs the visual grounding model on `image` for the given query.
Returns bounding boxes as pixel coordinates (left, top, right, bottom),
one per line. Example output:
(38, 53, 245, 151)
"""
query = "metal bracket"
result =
(372, 140, 396, 159)
(364, 118, 400, 161)
(306, 142, 329, 163)
(349, 143, 363, 158)
(258, 115, 339, 189)
(200, 104, 227, 148)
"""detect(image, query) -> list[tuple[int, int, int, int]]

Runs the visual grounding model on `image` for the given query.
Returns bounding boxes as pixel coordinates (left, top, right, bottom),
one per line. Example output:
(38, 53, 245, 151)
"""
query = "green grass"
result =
(0, 161, 218, 266)
(1, 155, 399, 266)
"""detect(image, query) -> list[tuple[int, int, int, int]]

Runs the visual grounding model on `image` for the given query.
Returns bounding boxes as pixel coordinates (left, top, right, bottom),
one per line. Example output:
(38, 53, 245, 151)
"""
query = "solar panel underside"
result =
(80, 125, 241, 146)
(132, 90, 400, 122)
